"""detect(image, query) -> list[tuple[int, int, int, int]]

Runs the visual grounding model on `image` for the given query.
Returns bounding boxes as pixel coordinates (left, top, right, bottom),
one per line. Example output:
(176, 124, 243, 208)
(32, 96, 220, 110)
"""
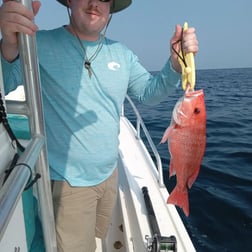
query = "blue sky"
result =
(36, 0, 252, 70)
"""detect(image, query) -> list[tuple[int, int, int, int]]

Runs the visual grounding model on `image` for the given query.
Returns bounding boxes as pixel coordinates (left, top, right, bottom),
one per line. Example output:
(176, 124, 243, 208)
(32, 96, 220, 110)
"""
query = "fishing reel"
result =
(145, 234, 177, 252)
(142, 187, 177, 252)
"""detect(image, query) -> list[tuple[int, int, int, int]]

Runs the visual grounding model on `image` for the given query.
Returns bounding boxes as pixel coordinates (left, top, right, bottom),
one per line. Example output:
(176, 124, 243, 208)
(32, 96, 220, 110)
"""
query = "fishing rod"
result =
(142, 187, 177, 252)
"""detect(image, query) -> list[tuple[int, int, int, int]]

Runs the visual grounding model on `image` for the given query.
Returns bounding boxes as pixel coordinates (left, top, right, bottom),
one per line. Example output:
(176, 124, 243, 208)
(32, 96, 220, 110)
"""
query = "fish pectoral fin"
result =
(160, 125, 174, 144)
(167, 187, 189, 217)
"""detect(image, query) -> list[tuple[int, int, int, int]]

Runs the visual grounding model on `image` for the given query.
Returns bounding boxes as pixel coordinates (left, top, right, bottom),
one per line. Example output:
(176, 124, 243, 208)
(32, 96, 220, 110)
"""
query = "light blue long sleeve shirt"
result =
(1, 27, 180, 186)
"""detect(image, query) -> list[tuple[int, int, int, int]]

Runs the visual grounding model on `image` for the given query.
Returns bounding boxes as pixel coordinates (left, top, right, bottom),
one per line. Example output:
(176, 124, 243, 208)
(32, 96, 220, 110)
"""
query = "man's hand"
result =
(0, 0, 41, 61)
(170, 24, 199, 73)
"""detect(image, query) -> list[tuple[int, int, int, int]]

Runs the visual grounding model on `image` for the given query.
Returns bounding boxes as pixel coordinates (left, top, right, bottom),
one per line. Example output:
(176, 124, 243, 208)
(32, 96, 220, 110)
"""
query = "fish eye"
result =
(194, 108, 200, 114)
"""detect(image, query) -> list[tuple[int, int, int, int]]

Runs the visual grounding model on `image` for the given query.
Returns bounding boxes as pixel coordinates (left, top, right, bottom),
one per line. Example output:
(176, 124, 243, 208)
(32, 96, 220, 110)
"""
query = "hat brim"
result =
(57, 0, 131, 13)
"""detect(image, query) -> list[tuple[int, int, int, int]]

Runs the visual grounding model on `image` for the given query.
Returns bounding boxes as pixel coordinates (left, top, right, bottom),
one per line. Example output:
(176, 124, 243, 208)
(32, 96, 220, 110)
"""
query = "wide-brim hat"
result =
(57, 0, 132, 13)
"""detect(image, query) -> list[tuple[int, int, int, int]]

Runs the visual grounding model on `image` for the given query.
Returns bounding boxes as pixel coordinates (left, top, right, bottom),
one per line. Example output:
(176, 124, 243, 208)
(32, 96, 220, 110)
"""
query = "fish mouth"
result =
(172, 98, 188, 124)
(185, 89, 204, 97)
(177, 110, 188, 119)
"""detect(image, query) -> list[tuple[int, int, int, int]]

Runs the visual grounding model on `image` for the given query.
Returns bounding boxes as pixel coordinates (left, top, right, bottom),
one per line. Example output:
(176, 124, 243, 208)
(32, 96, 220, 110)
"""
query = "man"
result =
(0, 0, 199, 251)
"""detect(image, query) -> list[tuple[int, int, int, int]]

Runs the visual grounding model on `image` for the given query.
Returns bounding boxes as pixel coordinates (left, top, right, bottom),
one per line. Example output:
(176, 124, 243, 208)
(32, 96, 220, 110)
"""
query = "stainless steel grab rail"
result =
(17, 0, 57, 250)
(0, 136, 44, 241)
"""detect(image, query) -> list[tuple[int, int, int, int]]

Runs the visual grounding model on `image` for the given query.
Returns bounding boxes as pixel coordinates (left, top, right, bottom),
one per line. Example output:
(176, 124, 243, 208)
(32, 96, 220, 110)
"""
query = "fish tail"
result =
(167, 187, 189, 217)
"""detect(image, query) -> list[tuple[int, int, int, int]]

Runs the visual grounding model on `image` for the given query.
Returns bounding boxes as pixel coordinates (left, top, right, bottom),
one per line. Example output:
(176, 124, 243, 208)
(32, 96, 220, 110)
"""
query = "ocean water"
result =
(125, 68, 252, 252)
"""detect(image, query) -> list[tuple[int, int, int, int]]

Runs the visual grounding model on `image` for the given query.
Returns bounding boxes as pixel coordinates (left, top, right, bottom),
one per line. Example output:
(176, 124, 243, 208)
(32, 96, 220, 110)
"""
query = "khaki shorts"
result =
(52, 168, 118, 252)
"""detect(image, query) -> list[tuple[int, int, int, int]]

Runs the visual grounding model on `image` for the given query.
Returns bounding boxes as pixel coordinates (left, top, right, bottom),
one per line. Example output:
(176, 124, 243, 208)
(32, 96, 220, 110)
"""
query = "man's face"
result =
(68, 0, 112, 37)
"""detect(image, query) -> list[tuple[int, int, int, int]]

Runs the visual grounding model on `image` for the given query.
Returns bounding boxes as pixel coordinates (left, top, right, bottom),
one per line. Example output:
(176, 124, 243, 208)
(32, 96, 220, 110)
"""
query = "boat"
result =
(0, 2, 196, 251)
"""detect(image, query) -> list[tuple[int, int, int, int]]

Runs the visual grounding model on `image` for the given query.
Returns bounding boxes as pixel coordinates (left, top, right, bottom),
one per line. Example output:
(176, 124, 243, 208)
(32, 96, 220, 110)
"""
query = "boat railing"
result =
(122, 95, 165, 187)
(0, 135, 44, 241)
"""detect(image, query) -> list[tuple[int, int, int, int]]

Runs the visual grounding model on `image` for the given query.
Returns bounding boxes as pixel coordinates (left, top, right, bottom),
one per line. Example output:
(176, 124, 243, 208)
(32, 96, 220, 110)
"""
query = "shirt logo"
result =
(108, 61, 120, 71)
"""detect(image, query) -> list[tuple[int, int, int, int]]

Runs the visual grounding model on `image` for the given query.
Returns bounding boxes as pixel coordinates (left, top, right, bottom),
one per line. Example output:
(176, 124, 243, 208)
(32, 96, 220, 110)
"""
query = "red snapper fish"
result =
(161, 89, 206, 216)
